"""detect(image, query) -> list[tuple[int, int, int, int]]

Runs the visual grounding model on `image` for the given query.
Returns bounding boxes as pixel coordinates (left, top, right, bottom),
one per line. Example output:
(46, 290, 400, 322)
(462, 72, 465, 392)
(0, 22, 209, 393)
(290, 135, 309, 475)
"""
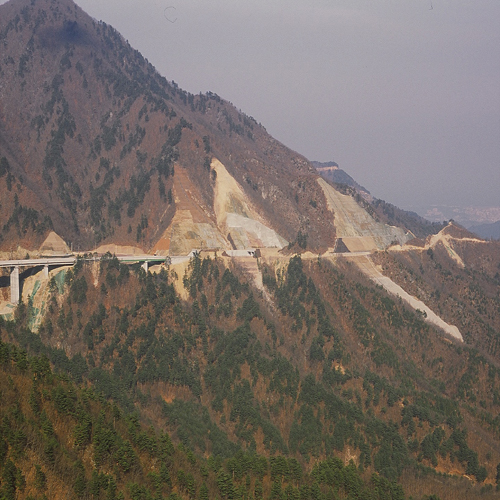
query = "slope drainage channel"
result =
(352, 256, 463, 342)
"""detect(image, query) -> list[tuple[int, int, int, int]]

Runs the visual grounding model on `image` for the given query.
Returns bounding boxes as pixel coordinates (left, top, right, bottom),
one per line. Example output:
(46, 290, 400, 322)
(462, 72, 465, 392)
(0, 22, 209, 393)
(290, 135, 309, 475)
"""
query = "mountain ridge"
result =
(469, 221, 500, 241)
(0, 0, 337, 253)
(0, 0, 431, 256)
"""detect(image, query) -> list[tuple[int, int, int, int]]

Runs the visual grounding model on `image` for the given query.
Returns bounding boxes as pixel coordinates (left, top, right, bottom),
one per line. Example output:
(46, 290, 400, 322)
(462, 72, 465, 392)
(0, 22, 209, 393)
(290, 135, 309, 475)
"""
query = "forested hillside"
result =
(1, 250, 500, 499)
(0, 336, 413, 500)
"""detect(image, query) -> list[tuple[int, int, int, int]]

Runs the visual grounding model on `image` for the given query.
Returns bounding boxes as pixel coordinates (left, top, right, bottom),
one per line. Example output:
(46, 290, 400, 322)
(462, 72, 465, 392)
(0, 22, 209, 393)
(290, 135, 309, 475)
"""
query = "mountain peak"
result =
(0, 0, 420, 255)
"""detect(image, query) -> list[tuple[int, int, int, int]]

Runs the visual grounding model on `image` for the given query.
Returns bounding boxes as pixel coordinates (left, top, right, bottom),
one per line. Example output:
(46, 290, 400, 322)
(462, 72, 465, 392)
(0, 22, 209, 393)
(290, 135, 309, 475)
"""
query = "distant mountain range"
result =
(412, 205, 500, 229)
(469, 220, 500, 240)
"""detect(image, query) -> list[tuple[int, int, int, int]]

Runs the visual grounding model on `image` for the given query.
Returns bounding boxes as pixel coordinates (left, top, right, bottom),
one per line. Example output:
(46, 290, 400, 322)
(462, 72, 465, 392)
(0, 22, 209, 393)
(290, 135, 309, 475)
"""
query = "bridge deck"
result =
(0, 255, 171, 269)
(0, 257, 76, 268)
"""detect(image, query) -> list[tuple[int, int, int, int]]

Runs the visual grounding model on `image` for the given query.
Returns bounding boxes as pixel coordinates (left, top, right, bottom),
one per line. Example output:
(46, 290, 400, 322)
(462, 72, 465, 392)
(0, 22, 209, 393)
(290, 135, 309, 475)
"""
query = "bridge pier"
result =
(43, 265, 49, 278)
(142, 261, 149, 273)
(10, 266, 19, 305)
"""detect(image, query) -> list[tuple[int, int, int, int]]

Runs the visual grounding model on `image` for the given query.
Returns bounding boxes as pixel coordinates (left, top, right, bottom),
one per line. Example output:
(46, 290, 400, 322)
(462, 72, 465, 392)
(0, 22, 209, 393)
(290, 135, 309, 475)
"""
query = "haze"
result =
(3, 0, 499, 214)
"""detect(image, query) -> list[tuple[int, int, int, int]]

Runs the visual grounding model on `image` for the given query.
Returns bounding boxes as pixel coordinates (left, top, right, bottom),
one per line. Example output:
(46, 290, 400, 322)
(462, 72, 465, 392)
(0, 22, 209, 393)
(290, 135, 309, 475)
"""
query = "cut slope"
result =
(39, 232, 70, 256)
(318, 178, 411, 251)
(391, 223, 489, 268)
(152, 159, 288, 255)
(212, 159, 288, 249)
(153, 165, 228, 255)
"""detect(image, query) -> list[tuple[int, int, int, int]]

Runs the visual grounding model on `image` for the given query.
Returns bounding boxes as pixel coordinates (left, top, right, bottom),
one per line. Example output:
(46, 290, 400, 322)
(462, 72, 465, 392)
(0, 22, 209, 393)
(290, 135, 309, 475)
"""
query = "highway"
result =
(0, 248, 371, 269)
(0, 256, 76, 268)
(0, 254, 173, 269)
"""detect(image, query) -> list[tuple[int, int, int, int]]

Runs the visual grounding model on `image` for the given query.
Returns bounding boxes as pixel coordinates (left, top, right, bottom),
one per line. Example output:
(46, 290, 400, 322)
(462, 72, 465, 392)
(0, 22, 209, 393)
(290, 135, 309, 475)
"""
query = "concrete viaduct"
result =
(0, 254, 171, 305)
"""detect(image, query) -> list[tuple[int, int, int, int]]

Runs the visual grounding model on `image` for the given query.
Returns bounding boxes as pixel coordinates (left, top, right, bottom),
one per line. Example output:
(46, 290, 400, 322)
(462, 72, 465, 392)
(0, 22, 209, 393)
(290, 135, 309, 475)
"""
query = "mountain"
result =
(0, 0, 435, 256)
(312, 160, 371, 198)
(312, 161, 446, 239)
(0, 0, 336, 253)
(2, 234, 500, 499)
(416, 205, 500, 230)
(1, 1, 500, 499)
(469, 221, 500, 241)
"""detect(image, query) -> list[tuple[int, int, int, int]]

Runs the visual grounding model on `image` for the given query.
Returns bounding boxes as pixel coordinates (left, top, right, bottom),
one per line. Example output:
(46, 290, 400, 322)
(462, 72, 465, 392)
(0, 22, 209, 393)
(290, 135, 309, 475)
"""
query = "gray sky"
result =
(4, 0, 500, 212)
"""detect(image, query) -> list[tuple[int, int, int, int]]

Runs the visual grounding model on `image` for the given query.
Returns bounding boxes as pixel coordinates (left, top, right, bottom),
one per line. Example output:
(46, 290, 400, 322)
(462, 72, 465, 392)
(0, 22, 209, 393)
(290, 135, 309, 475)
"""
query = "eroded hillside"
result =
(372, 224, 500, 356)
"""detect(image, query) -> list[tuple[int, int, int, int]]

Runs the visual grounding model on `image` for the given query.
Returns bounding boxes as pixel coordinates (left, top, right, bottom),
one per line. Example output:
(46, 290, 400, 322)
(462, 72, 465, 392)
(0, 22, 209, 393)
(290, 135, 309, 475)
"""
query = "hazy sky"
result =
(4, 0, 499, 211)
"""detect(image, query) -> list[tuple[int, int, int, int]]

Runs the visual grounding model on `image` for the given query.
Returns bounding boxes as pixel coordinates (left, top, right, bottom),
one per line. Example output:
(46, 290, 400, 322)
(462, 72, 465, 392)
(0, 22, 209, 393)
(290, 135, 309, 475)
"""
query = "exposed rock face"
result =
(318, 178, 412, 252)
(212, 159, 287, 251)
(353, 255, 463, 341)
(153, 162, 228, 255)
(153, 158, 288, 255)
